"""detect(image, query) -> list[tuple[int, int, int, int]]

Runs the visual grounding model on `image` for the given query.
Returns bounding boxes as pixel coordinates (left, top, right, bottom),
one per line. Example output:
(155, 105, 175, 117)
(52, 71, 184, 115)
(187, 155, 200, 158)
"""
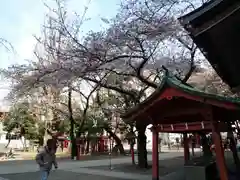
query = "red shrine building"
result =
(122, 75, 240, 180)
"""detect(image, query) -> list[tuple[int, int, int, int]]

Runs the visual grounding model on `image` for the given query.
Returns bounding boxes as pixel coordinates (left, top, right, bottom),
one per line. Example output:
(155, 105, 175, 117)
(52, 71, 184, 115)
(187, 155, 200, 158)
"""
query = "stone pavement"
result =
(87, 156, 184, 176)
(0, 169, 184, 180)
(0, 152, 186, 180)
(0, 170, 132, 180)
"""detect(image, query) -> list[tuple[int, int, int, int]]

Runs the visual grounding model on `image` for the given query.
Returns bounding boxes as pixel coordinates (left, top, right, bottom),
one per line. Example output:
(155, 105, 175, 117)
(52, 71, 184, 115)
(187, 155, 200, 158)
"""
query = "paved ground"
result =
(1, 147, 238, 180)
(87, 156, 184, 176)
(0, 152, 185, 173)
(0, 152, 186, 180)
(0, 170, 131, 180)
(0, 150, 234, 180)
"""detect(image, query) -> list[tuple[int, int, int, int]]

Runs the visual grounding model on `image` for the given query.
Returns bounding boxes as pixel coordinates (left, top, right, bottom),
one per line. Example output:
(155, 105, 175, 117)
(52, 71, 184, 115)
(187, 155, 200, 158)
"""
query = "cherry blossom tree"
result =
(0, 0, 211, 167)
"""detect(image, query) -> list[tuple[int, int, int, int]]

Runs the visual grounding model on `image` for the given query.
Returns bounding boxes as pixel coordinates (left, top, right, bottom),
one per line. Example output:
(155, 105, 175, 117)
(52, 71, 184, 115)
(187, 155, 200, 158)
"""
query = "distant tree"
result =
(3, 102, 44, 149)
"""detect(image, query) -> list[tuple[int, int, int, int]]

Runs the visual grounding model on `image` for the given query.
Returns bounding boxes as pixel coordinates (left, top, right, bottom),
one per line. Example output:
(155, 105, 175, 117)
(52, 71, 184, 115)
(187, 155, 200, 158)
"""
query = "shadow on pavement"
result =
(87, 156, 184, 177)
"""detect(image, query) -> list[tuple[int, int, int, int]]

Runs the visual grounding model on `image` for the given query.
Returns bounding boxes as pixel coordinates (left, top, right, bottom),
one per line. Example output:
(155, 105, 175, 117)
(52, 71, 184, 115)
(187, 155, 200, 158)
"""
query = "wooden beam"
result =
(153, 121, 229, 133)
(155, 107, 205, 119)
(190, 2, 240, 37)
(154, 114, 203, 125)
(155, 122, 210, 132)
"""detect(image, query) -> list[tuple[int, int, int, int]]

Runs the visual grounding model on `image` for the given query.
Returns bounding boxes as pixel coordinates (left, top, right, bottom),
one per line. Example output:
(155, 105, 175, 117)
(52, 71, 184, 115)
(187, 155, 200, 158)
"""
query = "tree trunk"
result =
(199, 132, 212, 158)
(158, 143, 161, 153)
(104, 126, 125, 155)
(68, 86, 76, 159)
(20, 136, 26, 151)
(136, 124, 148, 168)
(38, 137, 44, 146)
(24, 138, 27, 151)
(70, 118, 76, 159)
(86, 139, 90, 154)
(130, 143, 135, 165)
(5, 139, 11, 148)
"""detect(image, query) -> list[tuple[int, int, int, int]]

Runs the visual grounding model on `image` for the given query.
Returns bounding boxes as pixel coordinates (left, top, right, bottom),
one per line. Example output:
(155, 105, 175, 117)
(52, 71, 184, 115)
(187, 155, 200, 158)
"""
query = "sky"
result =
(0, 0, 120, 106)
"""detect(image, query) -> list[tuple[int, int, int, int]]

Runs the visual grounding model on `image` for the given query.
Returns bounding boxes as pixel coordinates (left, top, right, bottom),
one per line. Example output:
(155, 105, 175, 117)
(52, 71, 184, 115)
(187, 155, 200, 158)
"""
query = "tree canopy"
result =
(1, 0, 210, 101)
(3, 102, 44, 142)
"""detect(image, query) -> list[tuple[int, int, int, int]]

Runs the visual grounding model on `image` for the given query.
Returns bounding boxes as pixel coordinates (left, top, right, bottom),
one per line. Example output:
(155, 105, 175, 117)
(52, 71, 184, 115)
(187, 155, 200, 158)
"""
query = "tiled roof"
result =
(122, 74, 240, 120)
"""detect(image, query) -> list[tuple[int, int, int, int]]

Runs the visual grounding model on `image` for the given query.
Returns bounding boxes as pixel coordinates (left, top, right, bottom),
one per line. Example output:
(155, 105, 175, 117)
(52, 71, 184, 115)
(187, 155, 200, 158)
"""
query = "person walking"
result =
(36, 139, 58, 180)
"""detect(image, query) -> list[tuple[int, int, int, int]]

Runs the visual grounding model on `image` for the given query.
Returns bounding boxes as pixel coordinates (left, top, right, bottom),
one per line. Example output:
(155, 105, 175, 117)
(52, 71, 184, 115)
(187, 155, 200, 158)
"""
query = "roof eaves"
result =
(121, 77, 169, 121)
(167, 77, 240, 106)
(178, 0, 224, 25)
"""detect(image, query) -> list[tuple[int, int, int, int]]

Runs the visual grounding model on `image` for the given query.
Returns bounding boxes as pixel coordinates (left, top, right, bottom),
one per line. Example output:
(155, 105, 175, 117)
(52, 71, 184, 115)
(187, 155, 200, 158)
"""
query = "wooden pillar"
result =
(183, 133, 190, 164)
(152, 127, 159, 180)
(211, 121, 228, 180)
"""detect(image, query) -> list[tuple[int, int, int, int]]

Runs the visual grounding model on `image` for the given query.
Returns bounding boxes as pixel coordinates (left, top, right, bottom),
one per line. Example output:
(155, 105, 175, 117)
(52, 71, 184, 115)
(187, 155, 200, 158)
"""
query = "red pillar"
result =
(183, 133, 190, 164)
(211, 121, 228, 180)
(152, 127, 159, 180)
